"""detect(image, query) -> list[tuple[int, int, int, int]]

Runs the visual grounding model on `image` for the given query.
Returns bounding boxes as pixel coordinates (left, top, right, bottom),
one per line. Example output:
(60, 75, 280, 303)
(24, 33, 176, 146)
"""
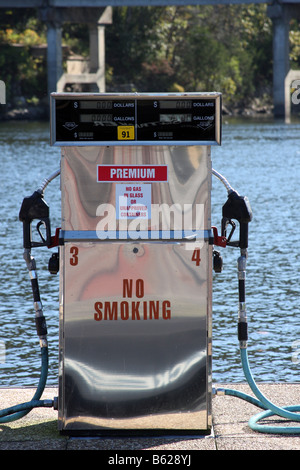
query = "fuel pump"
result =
(50, 92, 221, 435)
(1, 92, 300, 437)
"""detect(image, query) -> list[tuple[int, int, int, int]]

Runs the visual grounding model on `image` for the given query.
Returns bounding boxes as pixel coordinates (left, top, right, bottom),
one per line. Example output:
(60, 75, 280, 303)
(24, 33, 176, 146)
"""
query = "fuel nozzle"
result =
(19, 190, 51, 249)
(221, 190, 252, 249)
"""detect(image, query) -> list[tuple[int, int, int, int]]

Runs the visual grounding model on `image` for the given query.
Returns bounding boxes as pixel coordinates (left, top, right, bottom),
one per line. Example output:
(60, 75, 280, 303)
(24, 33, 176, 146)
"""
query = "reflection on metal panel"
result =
(58, 144, 212, 434)
(60, 241, 211, 431)
(61, 145, 211, 233)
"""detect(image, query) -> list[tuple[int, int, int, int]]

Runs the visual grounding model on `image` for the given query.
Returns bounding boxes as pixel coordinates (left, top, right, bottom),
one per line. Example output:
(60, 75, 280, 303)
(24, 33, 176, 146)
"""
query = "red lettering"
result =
(70, 246, 79, 266)
(94, 298, 171, 320)
(192, 248, 201, 266)
(123, 279, 133, 298)
(136, 279, 144, 298)
(94, 301, 102, 321)
(143, 301, 148, 320)
(120, 301, 129, 320)
(149, 301, 159, 319)
(162, 300, 171, 320)
(132, 302, 140, 320)
(104, 301, 118, 320)
(123, 278, 144, 298)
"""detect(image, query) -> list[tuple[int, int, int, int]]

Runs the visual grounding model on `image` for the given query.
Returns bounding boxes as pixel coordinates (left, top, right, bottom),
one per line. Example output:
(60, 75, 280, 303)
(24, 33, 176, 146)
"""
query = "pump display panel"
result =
(51, 93, 221, 145)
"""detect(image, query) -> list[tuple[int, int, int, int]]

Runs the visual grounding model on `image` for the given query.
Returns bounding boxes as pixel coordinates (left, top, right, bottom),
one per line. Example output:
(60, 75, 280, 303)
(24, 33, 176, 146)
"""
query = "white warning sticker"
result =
(116, 184, 151, 220)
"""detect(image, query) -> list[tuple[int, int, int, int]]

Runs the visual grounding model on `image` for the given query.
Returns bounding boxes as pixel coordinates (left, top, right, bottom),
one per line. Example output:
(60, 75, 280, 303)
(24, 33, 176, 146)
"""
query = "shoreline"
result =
(0, 101, 276, 122)
(0, 104, 49, 122)
(1, 103, 299, 123)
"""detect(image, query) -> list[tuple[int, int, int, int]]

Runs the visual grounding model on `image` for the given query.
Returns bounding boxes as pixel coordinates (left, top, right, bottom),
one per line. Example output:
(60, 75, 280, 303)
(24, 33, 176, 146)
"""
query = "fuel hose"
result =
(0, 171, 60, 423)
(0, 347, 53, 423)
(215, 247, 300, 434)
(212, 169, 300, 434)
(0, 252, 53, 423)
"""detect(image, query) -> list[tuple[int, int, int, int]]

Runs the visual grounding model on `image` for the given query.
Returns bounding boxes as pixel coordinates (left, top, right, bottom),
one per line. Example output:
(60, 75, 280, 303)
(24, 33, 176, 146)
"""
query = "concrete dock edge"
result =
(0, 383, 299, 450)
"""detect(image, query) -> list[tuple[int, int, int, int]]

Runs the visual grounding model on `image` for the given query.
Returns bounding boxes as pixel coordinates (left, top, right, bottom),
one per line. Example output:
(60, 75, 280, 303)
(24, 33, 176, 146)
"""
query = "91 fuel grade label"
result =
(117, 125, 135, 140)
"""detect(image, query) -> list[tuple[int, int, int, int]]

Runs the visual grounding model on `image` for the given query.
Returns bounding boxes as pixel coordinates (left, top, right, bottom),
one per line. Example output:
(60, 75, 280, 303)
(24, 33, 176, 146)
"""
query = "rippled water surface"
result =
(0, 118, 300, 386)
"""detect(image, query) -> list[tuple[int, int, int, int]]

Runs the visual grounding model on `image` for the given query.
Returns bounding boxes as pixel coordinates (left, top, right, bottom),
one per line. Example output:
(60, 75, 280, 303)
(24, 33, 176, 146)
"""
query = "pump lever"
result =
(221, 218, 236, 244)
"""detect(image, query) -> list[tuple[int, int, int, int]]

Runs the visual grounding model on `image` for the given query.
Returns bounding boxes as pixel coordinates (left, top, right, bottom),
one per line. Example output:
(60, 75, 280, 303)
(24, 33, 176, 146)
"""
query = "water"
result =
(0, 121, 61, 386)
(212, 117, 300, 383)
(0, 118, 299, 387)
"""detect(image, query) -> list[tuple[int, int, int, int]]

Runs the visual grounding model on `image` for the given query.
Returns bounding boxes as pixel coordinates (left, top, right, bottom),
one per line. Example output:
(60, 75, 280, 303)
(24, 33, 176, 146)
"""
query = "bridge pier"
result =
(46, 20, 63, 97)
(1, 1, 299, 119)
(39, 6, 112, 97)
(267, 2, 300, 118)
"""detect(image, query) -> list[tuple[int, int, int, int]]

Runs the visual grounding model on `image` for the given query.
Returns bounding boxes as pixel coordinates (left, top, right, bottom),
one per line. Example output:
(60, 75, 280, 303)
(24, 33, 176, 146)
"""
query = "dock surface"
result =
(0, 383, 300, 451)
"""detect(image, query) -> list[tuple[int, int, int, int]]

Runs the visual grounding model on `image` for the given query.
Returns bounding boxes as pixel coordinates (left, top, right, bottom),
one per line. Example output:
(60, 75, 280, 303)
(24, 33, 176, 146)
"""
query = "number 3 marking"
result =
(70, 246, 79, 266)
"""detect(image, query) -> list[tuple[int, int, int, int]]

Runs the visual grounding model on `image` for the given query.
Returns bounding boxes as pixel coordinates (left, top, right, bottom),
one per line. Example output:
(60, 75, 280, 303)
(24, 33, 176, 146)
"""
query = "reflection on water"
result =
(0, 118, 300, 386)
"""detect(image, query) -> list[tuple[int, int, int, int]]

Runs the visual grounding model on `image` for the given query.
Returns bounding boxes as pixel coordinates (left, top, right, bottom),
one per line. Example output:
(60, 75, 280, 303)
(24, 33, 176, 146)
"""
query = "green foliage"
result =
(290, 19, 300, 69)
(0, 9, 47, 105)
(0, 5, 298, 110)
(105, 4, 274, 107)
(63, 23, 89, 57)
(105, 6, 165, 86)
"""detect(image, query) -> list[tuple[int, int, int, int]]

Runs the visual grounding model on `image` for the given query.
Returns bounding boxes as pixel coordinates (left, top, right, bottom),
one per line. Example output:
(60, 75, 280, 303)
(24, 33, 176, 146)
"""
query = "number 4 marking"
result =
(192, 248, 201, 266)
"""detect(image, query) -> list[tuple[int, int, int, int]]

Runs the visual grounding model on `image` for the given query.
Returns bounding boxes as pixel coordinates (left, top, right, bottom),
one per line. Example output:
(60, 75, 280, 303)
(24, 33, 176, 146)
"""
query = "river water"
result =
(0, 118, 299, 386)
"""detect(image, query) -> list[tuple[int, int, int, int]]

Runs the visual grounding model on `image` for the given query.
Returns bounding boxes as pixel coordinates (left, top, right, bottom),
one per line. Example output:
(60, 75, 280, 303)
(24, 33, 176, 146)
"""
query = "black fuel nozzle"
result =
(221, 191, 252, 249)
(19, 190, 51, 249)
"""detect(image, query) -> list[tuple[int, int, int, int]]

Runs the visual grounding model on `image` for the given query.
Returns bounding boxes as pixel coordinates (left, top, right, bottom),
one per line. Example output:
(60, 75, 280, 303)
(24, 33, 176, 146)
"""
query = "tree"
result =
(105, 5, 273, 108)
(0, 9, 47, 106)
(105, 6, 165, 90)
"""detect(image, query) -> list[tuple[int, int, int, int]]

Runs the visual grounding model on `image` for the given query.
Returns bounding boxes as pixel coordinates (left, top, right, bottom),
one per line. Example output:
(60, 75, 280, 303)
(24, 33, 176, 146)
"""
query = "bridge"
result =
(1, 0, 300, 119)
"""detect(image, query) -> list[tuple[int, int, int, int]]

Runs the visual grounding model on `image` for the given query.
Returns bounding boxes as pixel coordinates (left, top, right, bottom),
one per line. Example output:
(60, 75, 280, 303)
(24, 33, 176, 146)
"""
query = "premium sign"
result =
(97, 165, 168, 182)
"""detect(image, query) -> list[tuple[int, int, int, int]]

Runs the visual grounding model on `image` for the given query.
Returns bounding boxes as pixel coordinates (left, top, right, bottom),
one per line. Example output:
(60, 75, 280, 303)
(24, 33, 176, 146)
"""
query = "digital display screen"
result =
(80, 114, 113, 123)
(78, 132, 94, 138)
(79, 100, 113, 109)
(160, 114, 192, 123)
(159, 100, 192, 109)
(52, 94, 221, 145)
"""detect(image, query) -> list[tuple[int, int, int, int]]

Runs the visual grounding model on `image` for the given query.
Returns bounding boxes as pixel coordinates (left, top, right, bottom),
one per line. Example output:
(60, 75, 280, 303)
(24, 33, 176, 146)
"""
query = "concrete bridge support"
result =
(267, 2, 300, 118)
(285, 69, 300, 122)
(1, 1, 300, 119)
(39, 6, 112, 97)
(46, 20, 63, 97)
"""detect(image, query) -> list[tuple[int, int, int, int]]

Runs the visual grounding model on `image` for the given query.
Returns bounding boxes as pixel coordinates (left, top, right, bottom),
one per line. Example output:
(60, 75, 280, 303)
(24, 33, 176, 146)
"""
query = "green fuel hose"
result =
(241, 347, 300, 434)
(0, 346, 53, 423)
(215, 249, 300, 435)
(0, 172, 60, 424)
(217, 348, 300, 435)
(213, 168, 300, 435)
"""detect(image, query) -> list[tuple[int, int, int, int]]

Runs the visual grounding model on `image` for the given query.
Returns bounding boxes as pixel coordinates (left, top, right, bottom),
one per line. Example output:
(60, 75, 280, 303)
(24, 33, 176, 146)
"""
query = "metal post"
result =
(267, 3, 290, 118)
